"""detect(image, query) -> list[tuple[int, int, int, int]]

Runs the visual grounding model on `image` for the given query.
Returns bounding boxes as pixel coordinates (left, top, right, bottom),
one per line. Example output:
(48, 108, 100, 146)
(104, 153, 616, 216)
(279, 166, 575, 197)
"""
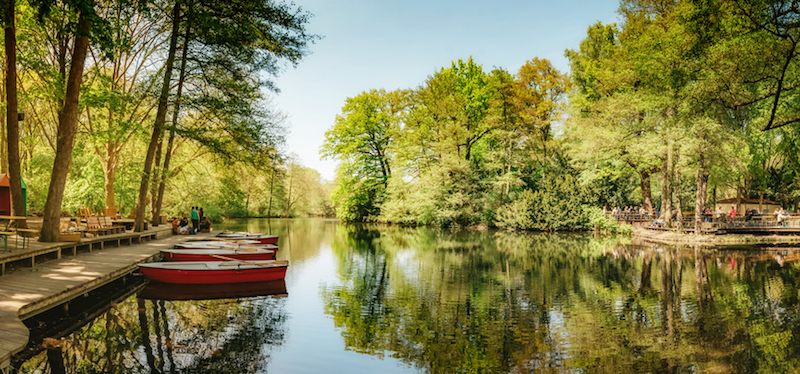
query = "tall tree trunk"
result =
(149, 133, 163, 225)
(5, 0, 25, 226)
(101, 142, 120, 212)
(674, 148, 683, 232)
(694, 152, 708, 234)
(40, 14, 90, 242)
(639, 169, 653, 212)
(134, 2, 181, 232)
(661, 142, 674, 228)
(155, 10, 192, 223)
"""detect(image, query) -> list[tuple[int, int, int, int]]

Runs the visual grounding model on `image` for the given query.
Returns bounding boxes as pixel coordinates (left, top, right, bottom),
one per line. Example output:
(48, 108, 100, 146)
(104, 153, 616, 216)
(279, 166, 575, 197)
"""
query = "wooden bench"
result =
(86, 216, 114, 237)
(102, 216, 126, 234)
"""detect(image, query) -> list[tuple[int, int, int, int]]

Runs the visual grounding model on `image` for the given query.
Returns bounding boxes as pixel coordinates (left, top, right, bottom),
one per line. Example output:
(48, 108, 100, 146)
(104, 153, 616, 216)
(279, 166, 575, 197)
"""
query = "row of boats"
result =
(138, 232, 289, 285)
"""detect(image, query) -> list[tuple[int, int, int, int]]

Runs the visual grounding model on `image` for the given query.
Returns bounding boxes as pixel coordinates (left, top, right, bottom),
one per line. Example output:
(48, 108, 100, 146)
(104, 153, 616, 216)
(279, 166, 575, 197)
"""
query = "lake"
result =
(12, 218, 800, 373)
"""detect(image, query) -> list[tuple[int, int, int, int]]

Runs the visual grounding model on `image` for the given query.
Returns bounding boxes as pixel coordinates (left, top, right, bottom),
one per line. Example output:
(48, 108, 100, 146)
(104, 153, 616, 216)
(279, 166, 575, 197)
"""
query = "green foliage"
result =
(586, 206, 632, 234)
(495, 164, 589, 231)
(331, 182, 383, 223)
(215, 176, 248, 218)
(321, 89, 400, 182)
(379, 156, 489, 227)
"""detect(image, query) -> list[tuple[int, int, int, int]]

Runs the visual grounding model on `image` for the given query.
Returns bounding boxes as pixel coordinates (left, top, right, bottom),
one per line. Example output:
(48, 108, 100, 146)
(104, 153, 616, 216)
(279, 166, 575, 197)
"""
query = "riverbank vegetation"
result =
(0, 0, 333, 240)
(323, 0, 800, 231)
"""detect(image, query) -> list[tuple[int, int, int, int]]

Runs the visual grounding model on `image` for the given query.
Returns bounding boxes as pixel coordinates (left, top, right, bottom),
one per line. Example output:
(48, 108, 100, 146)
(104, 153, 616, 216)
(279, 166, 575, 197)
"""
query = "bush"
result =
(586, 206, 632, 234)
(379, 156, 489, 227)
(495, 167, 589, 231)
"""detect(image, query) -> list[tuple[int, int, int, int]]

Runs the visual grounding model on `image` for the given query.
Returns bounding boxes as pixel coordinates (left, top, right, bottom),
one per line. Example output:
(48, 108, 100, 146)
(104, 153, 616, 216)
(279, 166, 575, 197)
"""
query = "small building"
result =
(715, 197, 781, 214)
(0, 174, 27, 216)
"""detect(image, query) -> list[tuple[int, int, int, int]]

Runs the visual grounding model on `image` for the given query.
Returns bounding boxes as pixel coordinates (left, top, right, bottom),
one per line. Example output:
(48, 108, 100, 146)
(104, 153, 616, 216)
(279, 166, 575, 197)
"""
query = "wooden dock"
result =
(0, 226, 217, 373)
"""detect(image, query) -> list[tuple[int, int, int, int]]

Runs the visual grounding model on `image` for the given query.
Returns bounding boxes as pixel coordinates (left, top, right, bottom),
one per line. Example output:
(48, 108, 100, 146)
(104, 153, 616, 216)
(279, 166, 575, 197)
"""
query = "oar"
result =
(211, 254, 287, 267)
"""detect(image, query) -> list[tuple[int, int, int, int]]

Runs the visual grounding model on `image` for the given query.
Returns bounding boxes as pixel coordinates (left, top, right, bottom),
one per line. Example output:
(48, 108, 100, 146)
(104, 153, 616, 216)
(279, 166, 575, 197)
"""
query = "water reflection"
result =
(16, 283, 288, 373)
(322, 225, 800, 373)
(13, 220, 800, 373)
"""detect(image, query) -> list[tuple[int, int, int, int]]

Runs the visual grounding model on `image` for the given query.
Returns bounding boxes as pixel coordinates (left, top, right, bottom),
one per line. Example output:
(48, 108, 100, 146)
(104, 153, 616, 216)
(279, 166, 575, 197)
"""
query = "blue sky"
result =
(271, 0, 622, 180)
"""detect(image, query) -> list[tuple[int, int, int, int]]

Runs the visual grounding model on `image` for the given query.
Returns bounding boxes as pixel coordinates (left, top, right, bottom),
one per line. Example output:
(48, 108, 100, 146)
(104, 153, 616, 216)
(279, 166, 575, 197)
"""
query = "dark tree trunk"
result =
(639, 169, 653, 212)
(40, 13, 90, 242)
(149, 132, 163, 225)
(694, 152, 708, 234)
(155, 10, 192, 223)
(134, 2, 181, 232)
(5, 0, 25, 227)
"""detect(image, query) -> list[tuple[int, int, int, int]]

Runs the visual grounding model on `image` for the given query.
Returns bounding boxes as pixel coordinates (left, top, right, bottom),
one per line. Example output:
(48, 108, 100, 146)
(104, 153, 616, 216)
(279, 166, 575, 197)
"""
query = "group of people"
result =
(173, 206, 212, 235)
(694, 205, 794, 225)
(605, 206, 654, 218)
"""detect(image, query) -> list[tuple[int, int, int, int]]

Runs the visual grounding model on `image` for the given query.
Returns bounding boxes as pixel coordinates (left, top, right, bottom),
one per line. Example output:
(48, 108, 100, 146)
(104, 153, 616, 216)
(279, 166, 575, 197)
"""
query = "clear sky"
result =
(271, 0, 622, 180)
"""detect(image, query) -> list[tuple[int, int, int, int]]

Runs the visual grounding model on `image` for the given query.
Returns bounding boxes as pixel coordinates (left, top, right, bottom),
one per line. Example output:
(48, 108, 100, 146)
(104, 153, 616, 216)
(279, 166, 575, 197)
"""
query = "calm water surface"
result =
(13, 218, 800, 373)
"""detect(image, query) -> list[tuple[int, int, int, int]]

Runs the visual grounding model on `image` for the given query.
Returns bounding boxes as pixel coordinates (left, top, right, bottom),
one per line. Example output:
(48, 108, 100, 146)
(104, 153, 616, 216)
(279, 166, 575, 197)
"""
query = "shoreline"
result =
(632, 227, 800, 247)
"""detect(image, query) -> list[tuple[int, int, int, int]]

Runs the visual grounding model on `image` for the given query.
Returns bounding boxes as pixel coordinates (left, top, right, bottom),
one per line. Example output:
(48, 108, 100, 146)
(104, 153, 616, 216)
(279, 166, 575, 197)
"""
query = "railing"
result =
(608, 212, 800, 230)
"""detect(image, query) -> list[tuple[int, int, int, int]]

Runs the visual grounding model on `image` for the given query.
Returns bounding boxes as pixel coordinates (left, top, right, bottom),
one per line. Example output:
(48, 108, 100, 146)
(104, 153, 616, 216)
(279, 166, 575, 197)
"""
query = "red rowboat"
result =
(216, 231, 279, 244)
(161, 247, 276, 262)
(138, 260, 289, 284)
(174, 242, 278, 251)
(138, 279, 287, 300)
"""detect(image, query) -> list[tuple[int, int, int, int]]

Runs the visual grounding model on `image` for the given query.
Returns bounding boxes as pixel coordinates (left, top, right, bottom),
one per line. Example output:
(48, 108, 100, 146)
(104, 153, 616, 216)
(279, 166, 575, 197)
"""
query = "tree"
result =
(40, 0, 106, 242)
(322, 89, 405, 221)
(4, 0, 26, 226)
(565, 22, 662, 212)
(133, 0, 181, 231)
(513, 58, 570, 160)
(322, 89, 403, 183)
(81, 0, 166, 215)
(407, 57, 496, 163)
(134, 0, 316, 231)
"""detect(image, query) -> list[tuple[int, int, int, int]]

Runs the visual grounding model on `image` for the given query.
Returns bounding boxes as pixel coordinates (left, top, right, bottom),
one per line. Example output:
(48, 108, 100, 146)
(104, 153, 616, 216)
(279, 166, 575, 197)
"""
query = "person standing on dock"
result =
(191, 206, 199, 232)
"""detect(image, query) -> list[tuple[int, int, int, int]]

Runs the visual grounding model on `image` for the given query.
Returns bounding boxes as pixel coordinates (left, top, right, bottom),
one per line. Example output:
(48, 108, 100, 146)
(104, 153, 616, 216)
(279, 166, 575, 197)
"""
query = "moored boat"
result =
(174, 242, 278, 251)
(216, 231, 279, 244)
(161, 247, 276, 262)
(138, 260, 289, 284)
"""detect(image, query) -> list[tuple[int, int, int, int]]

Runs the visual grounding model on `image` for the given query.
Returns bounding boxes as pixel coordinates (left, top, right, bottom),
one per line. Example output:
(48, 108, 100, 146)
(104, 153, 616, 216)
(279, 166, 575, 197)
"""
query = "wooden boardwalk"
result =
(0, 226, 217, 373)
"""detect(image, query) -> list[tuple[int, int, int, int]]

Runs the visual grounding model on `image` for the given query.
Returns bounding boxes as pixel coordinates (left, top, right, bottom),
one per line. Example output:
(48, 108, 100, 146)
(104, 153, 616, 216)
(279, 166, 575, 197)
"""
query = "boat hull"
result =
(174, 242, 278, 251)
(217, 232, 279, 244)
(139, 261, 288, 284)
(161, 249, 276, 262)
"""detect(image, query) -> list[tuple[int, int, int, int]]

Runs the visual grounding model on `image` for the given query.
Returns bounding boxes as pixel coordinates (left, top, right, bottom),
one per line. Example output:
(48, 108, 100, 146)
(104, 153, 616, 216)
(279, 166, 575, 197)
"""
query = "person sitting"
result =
(179, 217, 190, 235)
(172, 218, 180, 234)
(199, 216, 212, 232)
(776, 208, 791, 227)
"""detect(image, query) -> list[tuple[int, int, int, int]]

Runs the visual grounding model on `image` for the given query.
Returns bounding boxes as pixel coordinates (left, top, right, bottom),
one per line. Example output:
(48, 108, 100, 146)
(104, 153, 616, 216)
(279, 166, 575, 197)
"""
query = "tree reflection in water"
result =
(16, 289, 288, 373)
(323, 224, 800, 373)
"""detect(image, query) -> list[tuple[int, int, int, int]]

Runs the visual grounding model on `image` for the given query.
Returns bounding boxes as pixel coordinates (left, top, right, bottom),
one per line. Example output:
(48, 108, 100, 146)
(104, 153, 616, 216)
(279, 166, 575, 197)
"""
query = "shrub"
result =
(495, 167, 589, 231)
